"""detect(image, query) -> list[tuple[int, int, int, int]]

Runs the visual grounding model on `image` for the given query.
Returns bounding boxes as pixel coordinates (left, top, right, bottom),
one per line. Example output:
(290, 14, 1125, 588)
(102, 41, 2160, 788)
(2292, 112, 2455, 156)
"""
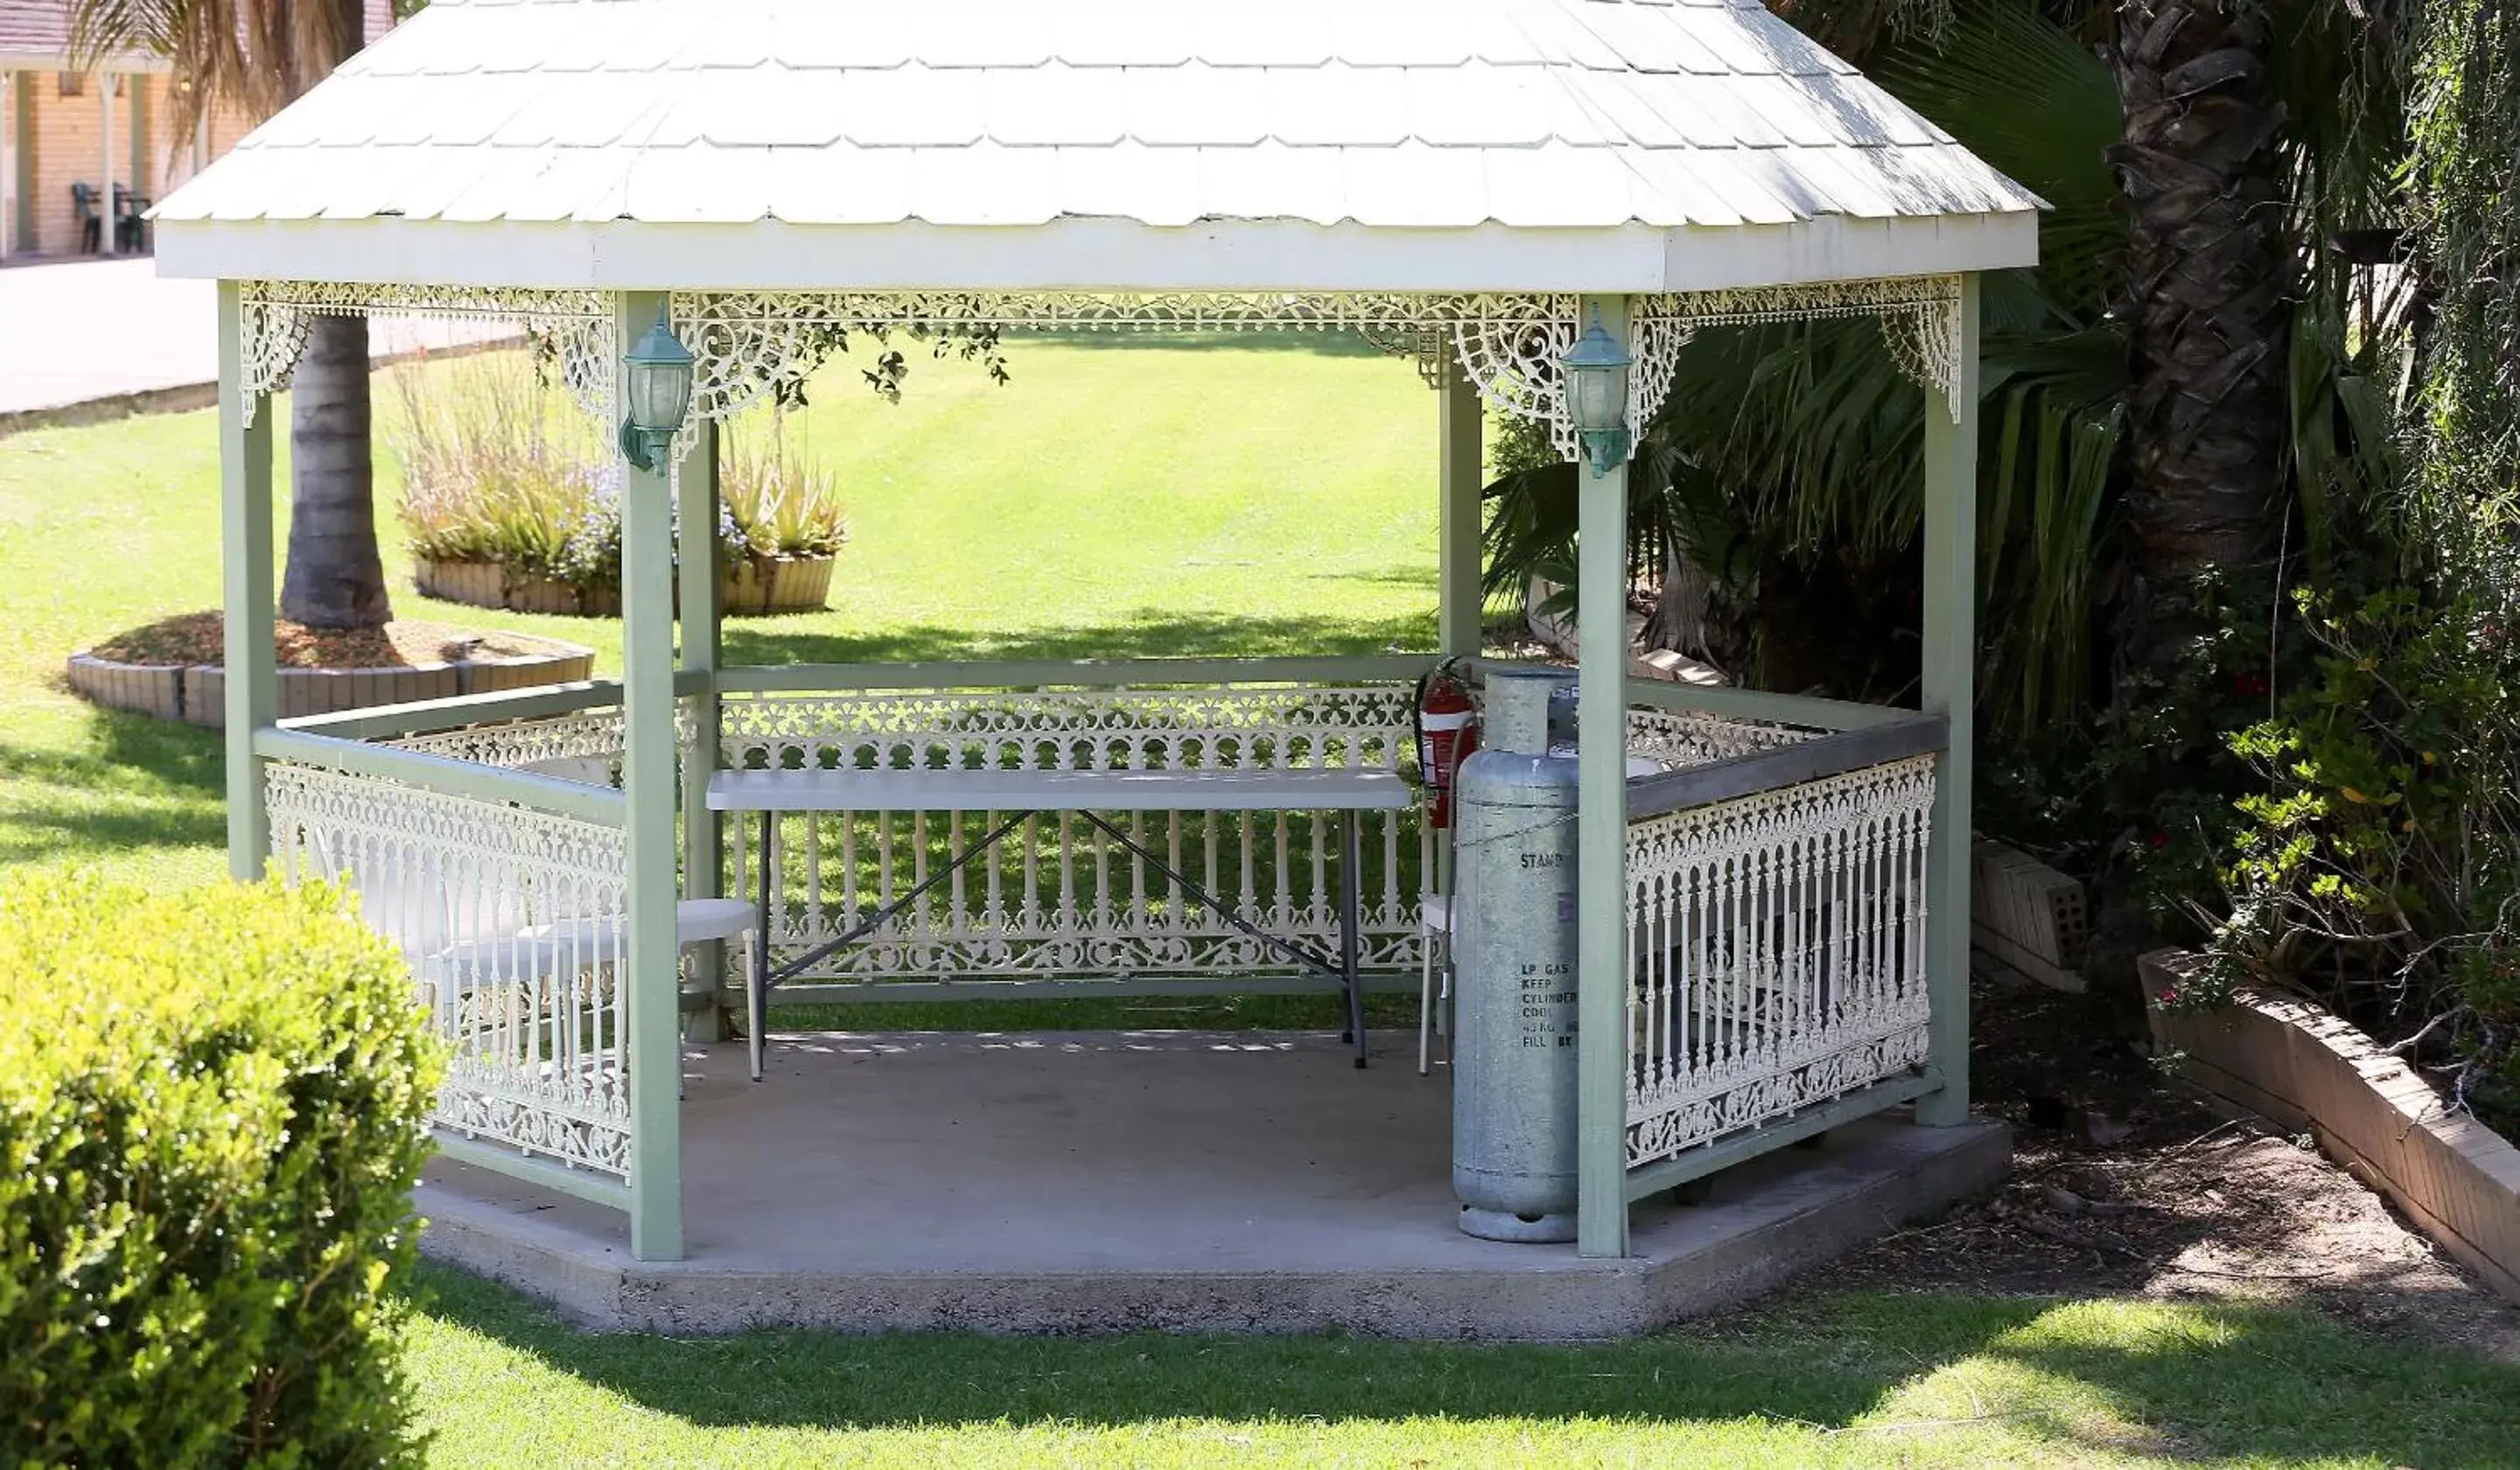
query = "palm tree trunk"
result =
(2111, 0, 2293, 662)
(275, 0, 388, 631)
(277, 312, 391, 628)
(2086, 0, 2296, 1004)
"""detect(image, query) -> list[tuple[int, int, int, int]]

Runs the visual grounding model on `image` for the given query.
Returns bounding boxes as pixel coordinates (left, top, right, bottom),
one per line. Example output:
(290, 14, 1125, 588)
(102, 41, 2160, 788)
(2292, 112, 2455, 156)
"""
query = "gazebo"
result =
(155, 0, 2038, 1326)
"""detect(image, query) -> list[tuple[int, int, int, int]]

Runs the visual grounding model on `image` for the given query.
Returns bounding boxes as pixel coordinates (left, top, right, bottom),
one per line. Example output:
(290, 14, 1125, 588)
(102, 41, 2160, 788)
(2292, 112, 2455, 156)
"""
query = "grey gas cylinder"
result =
(1451, 665, 1582, 1242)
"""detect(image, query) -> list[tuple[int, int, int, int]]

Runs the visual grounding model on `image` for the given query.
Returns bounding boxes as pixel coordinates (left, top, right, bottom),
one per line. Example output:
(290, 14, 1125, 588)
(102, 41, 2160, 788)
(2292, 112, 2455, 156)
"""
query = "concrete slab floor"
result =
(418, 1029, 2010, 1340)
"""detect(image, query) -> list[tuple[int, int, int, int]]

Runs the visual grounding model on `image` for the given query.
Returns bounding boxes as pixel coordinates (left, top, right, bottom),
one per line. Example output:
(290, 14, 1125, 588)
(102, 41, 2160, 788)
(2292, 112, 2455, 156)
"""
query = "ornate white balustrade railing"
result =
(364, 681, 1841, 1008)
(388, 705, 631, 784)
(269, 666, 1941, 1210)
(1621, 704, 1821, 766)
(1621, 721, 1944, 1172)
(262, 756, 636, 1184)
(715, 683, 1428, 993)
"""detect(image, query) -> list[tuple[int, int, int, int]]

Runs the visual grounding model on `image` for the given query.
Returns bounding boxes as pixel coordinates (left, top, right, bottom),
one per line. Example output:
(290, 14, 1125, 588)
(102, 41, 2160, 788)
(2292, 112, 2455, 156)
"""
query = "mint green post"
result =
(1434, 361, 1484, 901)
(619, 290, 685, 1260)
(1575, 294, 1633, 1259)
(218, 280, 276, 879)
(1916, 275, 1981, 1128)
(1438, 366, 1484, 661)
(677, 419, 725, 1042)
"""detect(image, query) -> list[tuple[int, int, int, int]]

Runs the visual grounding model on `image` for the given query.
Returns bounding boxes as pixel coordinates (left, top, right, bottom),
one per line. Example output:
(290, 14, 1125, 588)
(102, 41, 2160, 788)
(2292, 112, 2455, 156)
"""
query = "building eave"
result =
(156, 211, 2039, 296)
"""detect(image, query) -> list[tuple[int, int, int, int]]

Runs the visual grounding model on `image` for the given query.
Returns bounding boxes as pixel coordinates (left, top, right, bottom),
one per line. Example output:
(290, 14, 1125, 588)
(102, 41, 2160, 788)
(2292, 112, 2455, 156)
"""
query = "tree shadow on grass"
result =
(718, 610, 1439, 670)
(0, 706, 223, 866)
(410, 1267, 2520, 1463)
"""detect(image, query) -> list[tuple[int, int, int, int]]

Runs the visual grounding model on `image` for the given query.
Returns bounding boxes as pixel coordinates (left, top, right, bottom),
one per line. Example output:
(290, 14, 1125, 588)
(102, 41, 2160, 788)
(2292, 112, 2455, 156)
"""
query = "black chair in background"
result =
(71, 182, 102, 253)
(114, 186, 149, 253)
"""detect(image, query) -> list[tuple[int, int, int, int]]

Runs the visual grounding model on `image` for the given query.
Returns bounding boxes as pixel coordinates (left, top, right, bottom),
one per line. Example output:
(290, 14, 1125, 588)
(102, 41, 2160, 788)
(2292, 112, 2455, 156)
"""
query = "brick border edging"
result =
(62, 651, 186, 722)
(2142, 948, 2520, 1303)
(66, 643, 596, 729)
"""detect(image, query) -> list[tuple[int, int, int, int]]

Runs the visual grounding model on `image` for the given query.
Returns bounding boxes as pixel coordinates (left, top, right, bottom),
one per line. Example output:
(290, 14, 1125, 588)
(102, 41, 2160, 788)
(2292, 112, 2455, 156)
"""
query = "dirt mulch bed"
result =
(89, 611, 571, 669)
(1797, 979, 2520, 1362)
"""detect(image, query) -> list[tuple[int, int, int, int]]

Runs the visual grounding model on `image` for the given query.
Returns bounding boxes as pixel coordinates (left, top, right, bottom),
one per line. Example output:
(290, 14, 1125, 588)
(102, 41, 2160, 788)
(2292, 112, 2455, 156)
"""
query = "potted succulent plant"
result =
(715, 420, 847, 615)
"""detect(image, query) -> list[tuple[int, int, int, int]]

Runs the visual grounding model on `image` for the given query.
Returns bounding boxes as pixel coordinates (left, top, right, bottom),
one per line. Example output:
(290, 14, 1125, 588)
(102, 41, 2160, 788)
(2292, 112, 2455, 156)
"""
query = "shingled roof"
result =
(153, 0, 2040, 294)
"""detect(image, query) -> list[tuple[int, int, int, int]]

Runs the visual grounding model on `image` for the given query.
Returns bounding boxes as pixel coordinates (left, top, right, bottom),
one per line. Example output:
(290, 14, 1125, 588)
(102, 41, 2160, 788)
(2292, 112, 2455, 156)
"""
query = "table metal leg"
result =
(1341, 810, 1366, 1068)
(752, 809, 773, 1082)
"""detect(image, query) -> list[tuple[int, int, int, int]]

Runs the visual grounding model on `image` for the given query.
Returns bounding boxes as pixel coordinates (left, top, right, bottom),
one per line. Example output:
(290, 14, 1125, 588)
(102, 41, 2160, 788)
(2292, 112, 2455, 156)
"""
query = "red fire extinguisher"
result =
(1415, 660, 1477, 829)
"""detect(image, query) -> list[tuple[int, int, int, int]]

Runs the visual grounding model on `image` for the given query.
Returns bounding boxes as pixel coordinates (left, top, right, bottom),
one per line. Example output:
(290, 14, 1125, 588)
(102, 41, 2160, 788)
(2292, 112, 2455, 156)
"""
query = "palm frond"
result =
(67, 0, 359, 138)
(1480, 0, 2128, 732)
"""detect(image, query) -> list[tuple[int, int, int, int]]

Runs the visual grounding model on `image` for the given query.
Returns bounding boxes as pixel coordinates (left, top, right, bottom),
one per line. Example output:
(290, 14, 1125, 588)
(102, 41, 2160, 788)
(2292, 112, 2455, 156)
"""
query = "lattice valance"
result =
(234, 277, 1967, 455)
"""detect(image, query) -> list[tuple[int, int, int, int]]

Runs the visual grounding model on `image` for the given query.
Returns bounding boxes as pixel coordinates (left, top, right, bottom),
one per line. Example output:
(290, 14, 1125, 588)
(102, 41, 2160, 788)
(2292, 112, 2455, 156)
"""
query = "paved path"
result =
(0, 256, 510, 417)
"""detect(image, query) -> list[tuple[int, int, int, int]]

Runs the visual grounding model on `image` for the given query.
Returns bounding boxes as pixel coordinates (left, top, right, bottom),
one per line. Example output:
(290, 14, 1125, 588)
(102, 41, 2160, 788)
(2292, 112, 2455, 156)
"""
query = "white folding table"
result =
(706, 767, 1416, 1073)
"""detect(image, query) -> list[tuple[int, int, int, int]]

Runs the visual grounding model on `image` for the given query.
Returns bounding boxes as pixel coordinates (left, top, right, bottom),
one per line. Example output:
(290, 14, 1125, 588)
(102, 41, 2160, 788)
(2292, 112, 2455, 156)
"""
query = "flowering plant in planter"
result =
(390, 360, 846, 613)
(390, 355, 626, 600)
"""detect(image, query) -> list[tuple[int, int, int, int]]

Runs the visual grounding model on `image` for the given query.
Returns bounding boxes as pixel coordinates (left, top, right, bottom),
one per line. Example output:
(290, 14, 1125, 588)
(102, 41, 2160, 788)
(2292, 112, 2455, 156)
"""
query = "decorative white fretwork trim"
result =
(234, 281, 614, 426)
(1632, 276, 1967, 425)
(231, 276, 1969, 446)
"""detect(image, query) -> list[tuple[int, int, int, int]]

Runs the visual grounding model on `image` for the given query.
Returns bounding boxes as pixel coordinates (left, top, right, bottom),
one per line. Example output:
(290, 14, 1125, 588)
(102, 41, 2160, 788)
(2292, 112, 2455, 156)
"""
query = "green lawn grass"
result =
(0, 333, 1441, 886)
(410, 1264, 2520, 1468)
(10, 344, 2516, 1467)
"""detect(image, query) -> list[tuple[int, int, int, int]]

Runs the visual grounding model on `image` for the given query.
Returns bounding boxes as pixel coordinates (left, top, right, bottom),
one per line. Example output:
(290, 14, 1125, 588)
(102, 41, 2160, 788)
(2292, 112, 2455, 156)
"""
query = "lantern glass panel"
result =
(1567, 360, 1627, 434)
(629, 359, 694, 433)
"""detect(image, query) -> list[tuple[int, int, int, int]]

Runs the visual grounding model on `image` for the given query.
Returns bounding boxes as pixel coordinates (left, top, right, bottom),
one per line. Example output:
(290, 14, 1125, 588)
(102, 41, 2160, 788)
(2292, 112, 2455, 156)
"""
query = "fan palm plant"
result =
(1490, 0, 2412, 713)
(70, 0, 390, 629)
(1483, 0, 2418, 998)
(1486, 0, 2128, 733)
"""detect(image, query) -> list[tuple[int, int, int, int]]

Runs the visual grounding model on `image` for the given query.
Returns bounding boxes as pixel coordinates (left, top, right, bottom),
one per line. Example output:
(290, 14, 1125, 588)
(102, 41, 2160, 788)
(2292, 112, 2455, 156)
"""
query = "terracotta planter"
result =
(416, 557, 620, 617)
(417, 554, 833, 618)
(721, 553, 835, 615)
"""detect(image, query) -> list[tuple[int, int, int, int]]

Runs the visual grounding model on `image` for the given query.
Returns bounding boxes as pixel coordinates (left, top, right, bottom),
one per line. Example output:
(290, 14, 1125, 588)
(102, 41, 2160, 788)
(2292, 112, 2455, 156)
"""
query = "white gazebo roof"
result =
(153, 0, 2040, 293)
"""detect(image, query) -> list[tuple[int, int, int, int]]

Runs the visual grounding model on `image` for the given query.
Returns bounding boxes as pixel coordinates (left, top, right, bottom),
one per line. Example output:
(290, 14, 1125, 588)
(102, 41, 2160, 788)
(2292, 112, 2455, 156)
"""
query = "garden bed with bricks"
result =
(1807, 976, 2520, 1362)
(2143, 949, 2520, 1304)
(66, 612, 594, 728)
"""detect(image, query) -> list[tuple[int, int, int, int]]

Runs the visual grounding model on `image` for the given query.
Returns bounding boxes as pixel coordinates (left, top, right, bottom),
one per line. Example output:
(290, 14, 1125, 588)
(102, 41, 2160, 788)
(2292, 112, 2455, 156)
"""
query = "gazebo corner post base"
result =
(1915, 273, 1982, 1130)
(676, 418, 728, 1044)
(619, 290, 686, 1262)
(1574, 293, 1634, 1260)
(217, 280, 276, 879)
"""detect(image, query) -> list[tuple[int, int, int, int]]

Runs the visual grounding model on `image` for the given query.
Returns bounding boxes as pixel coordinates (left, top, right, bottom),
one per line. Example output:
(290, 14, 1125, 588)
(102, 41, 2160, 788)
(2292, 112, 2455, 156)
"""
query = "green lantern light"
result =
(1559, 307, 1633, 475)
(618, 306, 695, 473)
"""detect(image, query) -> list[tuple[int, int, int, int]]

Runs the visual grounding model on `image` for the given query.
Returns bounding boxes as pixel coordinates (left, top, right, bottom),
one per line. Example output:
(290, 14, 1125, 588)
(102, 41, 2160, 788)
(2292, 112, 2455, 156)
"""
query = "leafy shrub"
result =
(2192, 572, 2520, 1127)
(0, 873, 442, 1467)
(719, 418, 849, 561)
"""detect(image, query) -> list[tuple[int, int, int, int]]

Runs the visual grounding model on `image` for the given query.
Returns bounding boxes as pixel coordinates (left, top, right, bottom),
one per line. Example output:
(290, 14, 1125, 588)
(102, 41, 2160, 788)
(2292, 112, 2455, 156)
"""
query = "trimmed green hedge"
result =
(0, 874, 441, 1467)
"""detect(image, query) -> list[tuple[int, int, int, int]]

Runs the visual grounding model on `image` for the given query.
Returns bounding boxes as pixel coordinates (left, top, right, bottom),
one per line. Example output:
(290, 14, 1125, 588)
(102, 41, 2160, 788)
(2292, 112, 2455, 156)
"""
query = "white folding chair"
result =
(519, 897, 763, 1072)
